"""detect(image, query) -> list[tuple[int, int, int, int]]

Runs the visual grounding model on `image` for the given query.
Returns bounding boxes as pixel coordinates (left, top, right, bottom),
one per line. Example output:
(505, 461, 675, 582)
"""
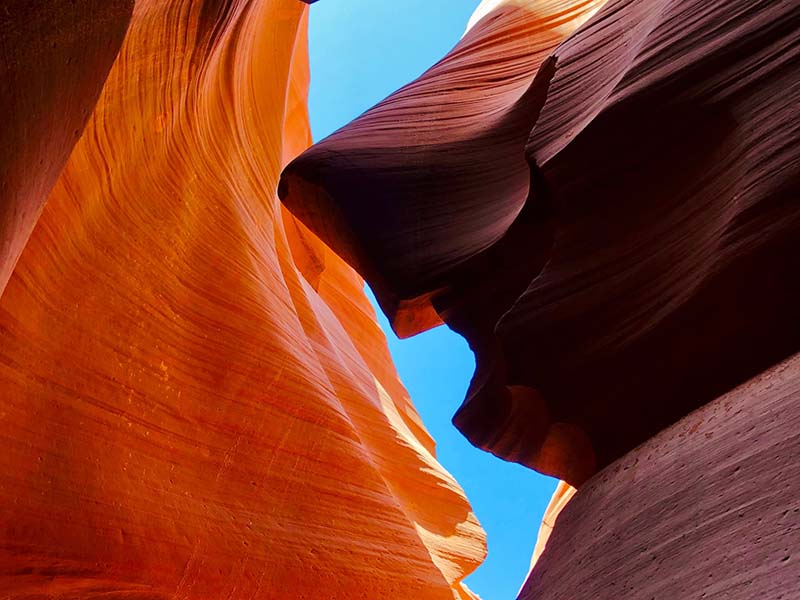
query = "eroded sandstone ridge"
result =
(0, 0, 133, 296)
(3, 0, 799, 596)
(0, 2, 486, 598)
(519, 353, 800, 600)
(281, 0, 800, 592)
(280, 0, 800, 488)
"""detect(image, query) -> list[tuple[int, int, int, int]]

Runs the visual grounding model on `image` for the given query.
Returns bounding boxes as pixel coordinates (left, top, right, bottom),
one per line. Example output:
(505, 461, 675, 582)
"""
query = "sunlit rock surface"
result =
(519, 353, 800, 599)
(0, 0, 133, 296)
(0, 2, 486, 598)
(529, 482, 575, 570)
(280, 0, 800, 486)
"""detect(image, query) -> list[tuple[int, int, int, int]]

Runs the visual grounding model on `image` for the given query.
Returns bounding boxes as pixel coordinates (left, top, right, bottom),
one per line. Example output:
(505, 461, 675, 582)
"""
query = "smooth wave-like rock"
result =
(519, 352, 800, 599)
(281, 0, 606, 340)
(0, 2, 485, 598)
(0, 0, 133, 296)
(280, 0, 800, 485)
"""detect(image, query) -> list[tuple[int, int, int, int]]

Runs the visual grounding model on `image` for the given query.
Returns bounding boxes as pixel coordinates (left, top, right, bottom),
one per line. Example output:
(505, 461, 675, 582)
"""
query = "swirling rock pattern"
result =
(0, 1, 485, 598)
(0, 0, 133, 296)
(281, 0, 606, 340)
(519, 352, 800, 599)
(280, 0, 800, 486)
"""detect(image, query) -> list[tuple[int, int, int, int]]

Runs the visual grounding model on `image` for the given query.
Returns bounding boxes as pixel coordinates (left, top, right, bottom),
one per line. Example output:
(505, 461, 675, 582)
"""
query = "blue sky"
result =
(306, 3, 558, 598)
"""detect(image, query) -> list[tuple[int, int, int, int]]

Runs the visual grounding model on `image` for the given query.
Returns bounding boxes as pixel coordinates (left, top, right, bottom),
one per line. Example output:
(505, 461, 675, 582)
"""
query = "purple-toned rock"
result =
(519, 352, 800, 599)
(281, 0, 800, 485)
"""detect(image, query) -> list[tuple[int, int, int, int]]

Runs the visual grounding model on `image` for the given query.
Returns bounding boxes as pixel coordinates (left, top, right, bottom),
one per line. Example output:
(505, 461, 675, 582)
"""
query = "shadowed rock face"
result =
(2, 0, 798, 596)
(0, 0, 133, 296)
(519, 352, 800, 600)
(281, 0, 606, 340)
(280, 0, 800, 485)
(0, 2, 486, 598)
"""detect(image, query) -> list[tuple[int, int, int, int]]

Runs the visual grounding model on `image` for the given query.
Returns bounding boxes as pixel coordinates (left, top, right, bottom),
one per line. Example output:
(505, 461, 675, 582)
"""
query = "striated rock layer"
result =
(0, 0, 133, 296)
(280, 0, 800, 486)
(519, 353, 800, 599)
(281, 0, 606, 340)
(0, 2, 486, 598)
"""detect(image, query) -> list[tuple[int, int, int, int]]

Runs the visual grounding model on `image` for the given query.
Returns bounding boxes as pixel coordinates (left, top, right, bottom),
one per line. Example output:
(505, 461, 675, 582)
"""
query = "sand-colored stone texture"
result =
(0, 2, 486, 598)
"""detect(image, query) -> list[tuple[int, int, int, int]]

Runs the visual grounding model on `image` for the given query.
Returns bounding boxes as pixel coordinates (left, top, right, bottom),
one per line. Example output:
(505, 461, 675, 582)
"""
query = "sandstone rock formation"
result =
(520, 352, 800, 600)
(4, 0, 799, 596)
(0, 0, 133, 296)
(528, 481, 575, 570)
(280, 0, 800, 486)
(0, 2, 486, 598)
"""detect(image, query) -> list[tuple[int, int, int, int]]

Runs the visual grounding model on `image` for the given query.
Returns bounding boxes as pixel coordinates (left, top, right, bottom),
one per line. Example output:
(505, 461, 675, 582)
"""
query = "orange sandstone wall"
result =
(0, 0, 133, 296)
(0, 2, 486, 598)
(528, 482, 576, 570)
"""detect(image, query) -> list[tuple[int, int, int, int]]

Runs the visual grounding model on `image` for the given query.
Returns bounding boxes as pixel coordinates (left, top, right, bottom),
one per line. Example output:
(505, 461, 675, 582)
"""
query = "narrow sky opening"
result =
(306, 3, 558, 598)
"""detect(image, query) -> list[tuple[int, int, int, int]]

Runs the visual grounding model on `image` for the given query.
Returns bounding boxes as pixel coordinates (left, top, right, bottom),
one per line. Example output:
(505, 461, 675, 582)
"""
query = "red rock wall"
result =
(0, 2, 486, 598)
(4, 0, 799, 596)
(280, 0, 800, 486)
(281, 0, 607, 341)
(519, 353, 800, 599)
(0, 0, 133, 295)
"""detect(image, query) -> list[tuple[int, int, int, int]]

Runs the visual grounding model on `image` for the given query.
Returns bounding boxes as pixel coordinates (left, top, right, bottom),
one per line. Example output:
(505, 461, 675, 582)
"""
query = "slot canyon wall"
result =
(2, 0, 799, 598)
(0, 1, 486, 598)
(519, 353, 800, 599)
(281, 0, 800, 488)
(281, 0, 800, 597)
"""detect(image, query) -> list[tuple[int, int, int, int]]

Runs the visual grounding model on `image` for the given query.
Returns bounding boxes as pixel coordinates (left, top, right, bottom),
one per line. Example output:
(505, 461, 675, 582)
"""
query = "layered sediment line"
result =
(0, 0, 133, 295)
(280, 0, 800, 486)
(0, 2, 485, 598)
